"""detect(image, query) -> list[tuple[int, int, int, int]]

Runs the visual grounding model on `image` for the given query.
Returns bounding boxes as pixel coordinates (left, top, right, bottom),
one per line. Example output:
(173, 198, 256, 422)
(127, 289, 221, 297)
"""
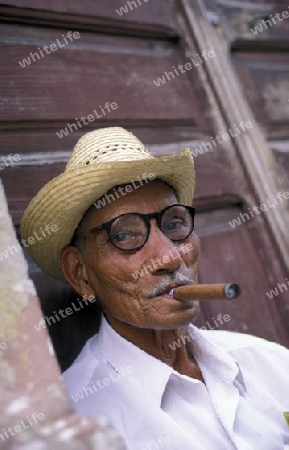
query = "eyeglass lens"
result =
(109, 205, 193, 250)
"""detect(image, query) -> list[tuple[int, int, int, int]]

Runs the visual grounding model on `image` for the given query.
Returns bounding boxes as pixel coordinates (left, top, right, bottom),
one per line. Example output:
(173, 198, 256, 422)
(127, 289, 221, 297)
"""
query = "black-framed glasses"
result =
(88, 204, 196, 251)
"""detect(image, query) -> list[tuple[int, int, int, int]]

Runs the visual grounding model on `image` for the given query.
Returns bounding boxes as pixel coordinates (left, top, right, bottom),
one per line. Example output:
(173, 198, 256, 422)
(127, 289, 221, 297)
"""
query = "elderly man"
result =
(21, 127, 289, 450)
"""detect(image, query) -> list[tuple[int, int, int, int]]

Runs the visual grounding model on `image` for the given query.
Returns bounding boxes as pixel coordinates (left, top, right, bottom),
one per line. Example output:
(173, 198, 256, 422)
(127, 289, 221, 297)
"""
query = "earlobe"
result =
(61, 246, 91, 297)
(84, 294, 97, 303)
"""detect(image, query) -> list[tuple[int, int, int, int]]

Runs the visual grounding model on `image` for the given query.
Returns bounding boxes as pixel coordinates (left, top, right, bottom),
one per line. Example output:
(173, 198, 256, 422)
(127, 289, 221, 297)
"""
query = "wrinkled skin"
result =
(61, 180, 203, 380)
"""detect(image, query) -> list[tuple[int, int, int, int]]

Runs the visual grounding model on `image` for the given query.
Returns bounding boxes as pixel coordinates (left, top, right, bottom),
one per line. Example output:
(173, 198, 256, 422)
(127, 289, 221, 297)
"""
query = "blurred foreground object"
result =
(0, 179, 124, 450)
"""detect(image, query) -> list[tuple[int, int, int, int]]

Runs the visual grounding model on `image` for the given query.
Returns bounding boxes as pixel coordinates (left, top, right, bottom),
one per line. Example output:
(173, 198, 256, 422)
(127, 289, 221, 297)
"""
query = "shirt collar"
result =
(186, 325, 242, 384)
(96, 314, 173, 407)
(95, 314, 243, 407)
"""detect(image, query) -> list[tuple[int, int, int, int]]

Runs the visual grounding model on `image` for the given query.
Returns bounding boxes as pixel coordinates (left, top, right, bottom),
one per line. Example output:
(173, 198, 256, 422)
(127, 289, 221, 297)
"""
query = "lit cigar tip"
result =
(223, 283, 241, 299)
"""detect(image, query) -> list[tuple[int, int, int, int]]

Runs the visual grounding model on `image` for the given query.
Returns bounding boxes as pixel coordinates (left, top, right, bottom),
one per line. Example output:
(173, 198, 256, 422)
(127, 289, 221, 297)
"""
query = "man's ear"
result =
(61, 246, 94, 299)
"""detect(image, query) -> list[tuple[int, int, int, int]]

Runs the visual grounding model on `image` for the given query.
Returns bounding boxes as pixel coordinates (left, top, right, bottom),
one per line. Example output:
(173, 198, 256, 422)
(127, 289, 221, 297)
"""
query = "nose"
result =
(144, 220, 183, 273)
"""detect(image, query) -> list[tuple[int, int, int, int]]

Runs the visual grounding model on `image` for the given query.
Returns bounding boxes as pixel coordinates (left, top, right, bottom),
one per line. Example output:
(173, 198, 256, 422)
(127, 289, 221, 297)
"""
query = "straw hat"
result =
(21, 127, 195, 283)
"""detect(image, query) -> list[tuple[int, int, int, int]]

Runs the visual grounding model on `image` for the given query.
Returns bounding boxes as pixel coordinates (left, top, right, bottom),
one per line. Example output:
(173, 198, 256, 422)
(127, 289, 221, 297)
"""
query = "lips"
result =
(148, 281, 194, 299)
(158, 283, 196, 300)
(159, 285, 179, 297)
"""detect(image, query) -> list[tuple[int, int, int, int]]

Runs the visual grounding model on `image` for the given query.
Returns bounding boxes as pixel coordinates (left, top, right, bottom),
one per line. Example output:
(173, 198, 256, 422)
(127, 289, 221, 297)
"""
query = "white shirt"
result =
(63, 315, 289, 450)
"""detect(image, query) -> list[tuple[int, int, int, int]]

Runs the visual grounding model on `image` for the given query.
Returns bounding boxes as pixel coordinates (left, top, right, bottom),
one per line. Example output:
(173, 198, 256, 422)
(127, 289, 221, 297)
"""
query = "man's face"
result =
(79, 180, 200, 330)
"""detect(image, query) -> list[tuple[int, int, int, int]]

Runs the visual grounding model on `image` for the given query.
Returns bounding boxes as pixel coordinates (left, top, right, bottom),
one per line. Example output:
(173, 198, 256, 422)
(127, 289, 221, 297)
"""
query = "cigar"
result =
(169, 283, 241, 301)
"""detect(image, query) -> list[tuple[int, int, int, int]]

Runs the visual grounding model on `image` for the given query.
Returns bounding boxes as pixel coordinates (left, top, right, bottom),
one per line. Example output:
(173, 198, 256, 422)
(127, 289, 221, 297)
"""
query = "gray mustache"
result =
(150, 273, 194, 297)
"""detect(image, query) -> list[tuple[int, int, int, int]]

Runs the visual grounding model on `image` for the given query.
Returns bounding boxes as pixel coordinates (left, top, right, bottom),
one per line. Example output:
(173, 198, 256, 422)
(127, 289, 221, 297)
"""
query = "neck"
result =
(105, 314, 204, 382)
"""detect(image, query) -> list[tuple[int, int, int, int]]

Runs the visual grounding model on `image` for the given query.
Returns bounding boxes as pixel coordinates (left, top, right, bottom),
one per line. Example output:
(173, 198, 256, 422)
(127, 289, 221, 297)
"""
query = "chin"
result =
(138, 307, 200, 331)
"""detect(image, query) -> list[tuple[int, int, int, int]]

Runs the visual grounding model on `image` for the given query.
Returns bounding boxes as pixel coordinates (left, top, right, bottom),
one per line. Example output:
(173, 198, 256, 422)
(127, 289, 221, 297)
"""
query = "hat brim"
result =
(21, 149, 195, 282)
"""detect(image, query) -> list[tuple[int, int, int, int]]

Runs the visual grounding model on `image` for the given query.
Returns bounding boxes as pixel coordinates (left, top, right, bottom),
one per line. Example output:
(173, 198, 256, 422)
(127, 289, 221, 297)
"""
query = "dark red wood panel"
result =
(193, 149, 240, 200)
(232, 52, 289, 134)
(0, 164, 66, 226)
(0, 0, 178, 30)
(0, 24, 201, 125)
(195, 207, 289, 346)
(0, 126, 214, 155)
(0, 138, 238, 228)
(204, 0, 289, 54)
(231, 52, 289, 186)
(272, 147, 289, 182)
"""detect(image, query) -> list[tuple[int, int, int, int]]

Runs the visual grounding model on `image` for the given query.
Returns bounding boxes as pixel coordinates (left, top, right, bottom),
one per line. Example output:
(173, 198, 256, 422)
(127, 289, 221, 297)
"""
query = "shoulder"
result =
(199, 328, 272, 350)
(197, 328, 289, 363)
(196, 329, 289, 400)
(62, 333, 101, 392)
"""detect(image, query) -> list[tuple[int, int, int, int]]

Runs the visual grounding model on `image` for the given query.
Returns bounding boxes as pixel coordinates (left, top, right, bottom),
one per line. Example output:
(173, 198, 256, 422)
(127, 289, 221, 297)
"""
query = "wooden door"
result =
(1, 0, 288, 372)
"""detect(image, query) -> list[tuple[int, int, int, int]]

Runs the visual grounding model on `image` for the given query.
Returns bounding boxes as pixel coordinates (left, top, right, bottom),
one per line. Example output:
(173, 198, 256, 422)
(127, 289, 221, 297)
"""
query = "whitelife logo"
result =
(56, 102, 118, 139)
(34, 295, 96, 331)
(116, 0, 150, 16)
(228, 191, 289, 228)
(250, 7, 289, 35)
(190, 120, 253, 158)
(168, 315, 231, 351)
(140, 436, 171, 450)
(0, 154, 21, 171)
(0, 413, 45, 442)
(18, 31, 81, 68)
(266, 278, 289, 299)
(71, 365, 133, 403)
(0, 342, 7, 351)
(153, 49, 216, 87)
(0, 224, 58, 262)
(132, 243, 193, 280)
(94, 173, 155, 209)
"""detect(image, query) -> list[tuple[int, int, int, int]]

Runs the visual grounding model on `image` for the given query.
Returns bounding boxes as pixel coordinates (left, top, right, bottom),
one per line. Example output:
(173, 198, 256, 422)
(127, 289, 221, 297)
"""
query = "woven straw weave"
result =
(67, 127, 153, 170)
